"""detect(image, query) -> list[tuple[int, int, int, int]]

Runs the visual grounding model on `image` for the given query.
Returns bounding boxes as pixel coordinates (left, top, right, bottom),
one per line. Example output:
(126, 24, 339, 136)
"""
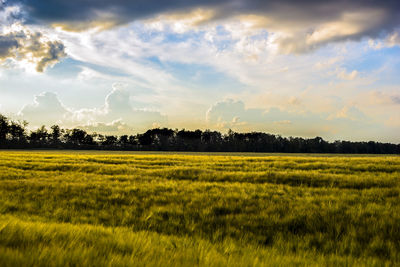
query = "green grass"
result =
(0, 151, 399, 266)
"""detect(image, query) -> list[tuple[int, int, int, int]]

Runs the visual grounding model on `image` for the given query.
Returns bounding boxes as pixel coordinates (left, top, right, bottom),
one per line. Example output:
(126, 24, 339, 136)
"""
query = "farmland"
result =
(0, 151, 399, 266)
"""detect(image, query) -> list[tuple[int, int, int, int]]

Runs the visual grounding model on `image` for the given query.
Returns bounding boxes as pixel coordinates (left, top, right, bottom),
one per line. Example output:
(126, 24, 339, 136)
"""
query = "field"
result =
(0, 151, 399, 266)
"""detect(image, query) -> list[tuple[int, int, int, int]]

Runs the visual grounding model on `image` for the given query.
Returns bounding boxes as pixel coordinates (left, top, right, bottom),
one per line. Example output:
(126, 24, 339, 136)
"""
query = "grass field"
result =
(0, 151, 399, 266)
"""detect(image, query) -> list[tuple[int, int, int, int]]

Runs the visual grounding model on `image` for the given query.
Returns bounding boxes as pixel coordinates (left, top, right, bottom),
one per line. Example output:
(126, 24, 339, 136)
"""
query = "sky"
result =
(0, 0, 399, 143)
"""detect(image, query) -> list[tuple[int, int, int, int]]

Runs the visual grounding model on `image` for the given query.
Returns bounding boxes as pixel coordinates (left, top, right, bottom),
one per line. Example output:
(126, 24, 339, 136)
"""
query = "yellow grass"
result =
(0, 151, 399, 266)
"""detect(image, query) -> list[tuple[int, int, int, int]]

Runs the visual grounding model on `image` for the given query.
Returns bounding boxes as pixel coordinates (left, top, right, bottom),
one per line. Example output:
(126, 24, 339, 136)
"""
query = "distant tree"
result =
(138, 132, 153, 147)
(0, 113, 399, 154)
(0, 114, 9, 142)
(119, 135, 129, 148)
(9, 120, 27, 142)
(151, 128, 174, 150)
(50, 125, 61, 145)
(30, 126, 49, 146)
(102, 135, 118, 147)
(83, 134, 96, 146)
(201, 130, 222, 151)
(68, 129, 87, 146)
(128, 135, 137, 146)
(176, 129, 202, 151)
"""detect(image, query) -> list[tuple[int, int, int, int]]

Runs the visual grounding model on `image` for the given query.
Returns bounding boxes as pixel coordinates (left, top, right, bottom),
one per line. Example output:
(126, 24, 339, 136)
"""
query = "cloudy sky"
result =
(0, 0, 399, 142)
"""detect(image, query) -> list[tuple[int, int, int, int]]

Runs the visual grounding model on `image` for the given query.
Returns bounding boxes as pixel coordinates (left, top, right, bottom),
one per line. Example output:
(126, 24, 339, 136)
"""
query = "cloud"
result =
(12, 0, 224, 31)
(206, 99, 376, 140)
(0, 32, 18, 57)
(268, 8, 389, 53)
(386, 31, 400, 47)
(18, 86, 167, 133)
(82, 120, 133, 133)
(368, 30, 400, 49)
(0, 3, 22, 24)
(100, 86, 168, 130)
(392, 95, 400, 105)
(139, 9, 216, 34)
(0, 3, 66, 72)
(336, 68, 359, 80)
(368, 91, 400, 105)
(11, 0, 400, 53)
(18, 92, 69, 125)
(206, 99, 327, 136)
(0, 27, 66, 72)
(206, 99, 319, 128)
(328, 106, 366, 121)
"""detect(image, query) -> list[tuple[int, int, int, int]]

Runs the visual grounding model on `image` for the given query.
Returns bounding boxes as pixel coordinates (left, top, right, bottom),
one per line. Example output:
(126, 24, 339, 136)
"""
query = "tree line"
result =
(0, 114, 399, 154)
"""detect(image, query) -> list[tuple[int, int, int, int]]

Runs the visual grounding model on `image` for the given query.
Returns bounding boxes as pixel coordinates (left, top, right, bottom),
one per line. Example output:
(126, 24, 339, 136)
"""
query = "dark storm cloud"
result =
(6, 0, 400, 51)
(10, 0, 221, 23)
(11, 0, 400, 29)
